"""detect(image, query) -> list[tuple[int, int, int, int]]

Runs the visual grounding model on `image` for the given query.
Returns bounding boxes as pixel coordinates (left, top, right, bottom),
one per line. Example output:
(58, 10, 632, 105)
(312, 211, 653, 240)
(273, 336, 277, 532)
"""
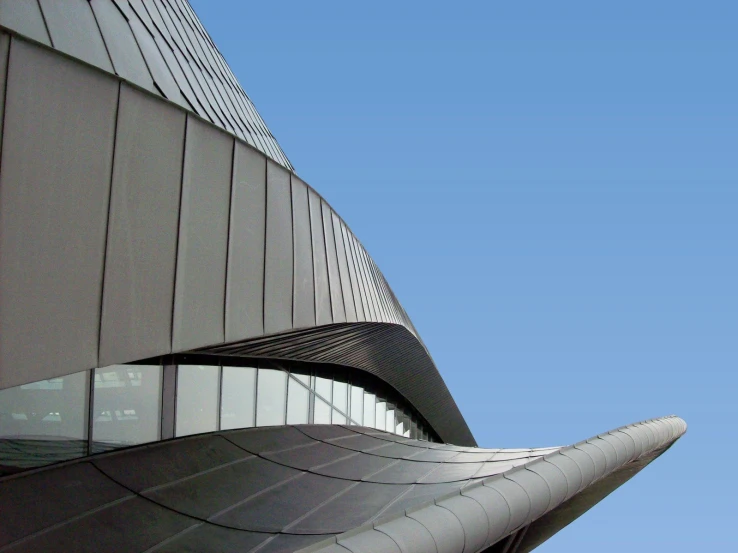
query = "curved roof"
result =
(0, 18, 473, 444)
(0, 416, 686, 553)
(0, 0, 292, 169)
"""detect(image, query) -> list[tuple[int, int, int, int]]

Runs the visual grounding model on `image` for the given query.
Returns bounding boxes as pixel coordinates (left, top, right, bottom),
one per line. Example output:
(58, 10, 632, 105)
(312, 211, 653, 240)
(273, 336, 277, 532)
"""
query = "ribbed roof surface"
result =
(0, 417, 686, 553)
(0, 0, 292, 169)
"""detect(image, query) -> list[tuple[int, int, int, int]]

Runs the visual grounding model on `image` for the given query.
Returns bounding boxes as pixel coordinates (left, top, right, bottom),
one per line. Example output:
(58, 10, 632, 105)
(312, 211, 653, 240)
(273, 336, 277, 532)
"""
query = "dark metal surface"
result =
(0, 417, 686, 553)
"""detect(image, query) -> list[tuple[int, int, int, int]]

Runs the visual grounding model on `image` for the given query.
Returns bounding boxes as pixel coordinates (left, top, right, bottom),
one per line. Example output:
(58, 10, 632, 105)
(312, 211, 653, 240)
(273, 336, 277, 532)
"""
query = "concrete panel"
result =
(0, 41, 118, 388)
(323, 202, 346, 323)
(99, 85, 185, 366)
(436, 494, 488, 553)
(264, 161, 294, 334)
(407, 504, 464, 553)
(340, 223, 365, 321)
(226, 143, 266, 341)
(0, 0, 51, 45)
(38, 0, 113, 72)
(332, 214, 356, 322)
(309, 189, 332, 325)
(172, 116, 232, 352)
(292, 177, 316, 329)
(90, 0, 155, 93)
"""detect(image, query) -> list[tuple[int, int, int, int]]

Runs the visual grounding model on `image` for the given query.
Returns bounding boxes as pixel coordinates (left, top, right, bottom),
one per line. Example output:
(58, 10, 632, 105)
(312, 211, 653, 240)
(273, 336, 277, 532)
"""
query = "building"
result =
(0, 2, 685, 552)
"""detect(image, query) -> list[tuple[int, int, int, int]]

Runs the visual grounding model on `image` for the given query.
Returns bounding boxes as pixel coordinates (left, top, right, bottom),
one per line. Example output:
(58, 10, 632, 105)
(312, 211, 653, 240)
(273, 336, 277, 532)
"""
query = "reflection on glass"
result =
(256, 369, 287, 426)
(363, 393, 375, 428)
(287, 376, 309, 424)
(176, 365, 219, 437)
(350, 385, 363, 425)
(314, 376, 332, 403)
(0, 370, 89, 471)
(292, 372, 310, 387)
(332, 409, 346, 424)
(314, 397, 331, 424)
(92, 365, 161, 450)
(221, 367, 256, 430)
(375, 401, 386, 431)
(332, 380, 348, 415)
(396, 420, 404, 435)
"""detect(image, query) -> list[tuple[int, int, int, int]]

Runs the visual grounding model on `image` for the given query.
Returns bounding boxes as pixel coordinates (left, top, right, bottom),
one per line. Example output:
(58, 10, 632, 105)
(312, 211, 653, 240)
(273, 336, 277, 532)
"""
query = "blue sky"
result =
(192, 2, 737, 550)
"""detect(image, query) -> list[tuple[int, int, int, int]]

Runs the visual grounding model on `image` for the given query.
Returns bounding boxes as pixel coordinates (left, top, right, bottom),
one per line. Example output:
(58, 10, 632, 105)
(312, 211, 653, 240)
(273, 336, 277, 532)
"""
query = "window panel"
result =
(92, 365, 161, 450)
(363, 392, 375, 428)
(314, 397, 331, 424)
(332, 380, 347, 415)
(332, 409, 346, 424)
(256, 368, 287, 426)
(220, 366, 256, 430)
(375, 401, 386, 431)
(176, 365, 219, 437)
(350, 385, 363, 425)
(292, 372, 310, 387)
(0, 370, 89, 471)
(386, 407, 396, 434)
(286, 376, 309, 424)
(313, 376, 332, 403)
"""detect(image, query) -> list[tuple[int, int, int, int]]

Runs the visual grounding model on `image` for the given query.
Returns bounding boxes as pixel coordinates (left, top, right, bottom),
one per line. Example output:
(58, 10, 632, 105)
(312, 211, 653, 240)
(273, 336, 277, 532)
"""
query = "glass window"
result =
(221, 366, 256, 430)
(0, 370, 89, 472)
(256, 368, 287, 426)
(314, 397, 331, 424)
(375, 401, 386, 431)
(363, 392, 375, 428)
(292, 372, 310, 387)
(92, 365, 161, 451)
(332, 409, 346, 424)
(396, 420, 404, 436)
(176, 365, 219, 437)
(286, 376, 309, 424)
(332, 380, 348, 416)
(350, 385, 363, 425)
(313, 376, 332, 403)
(386, 407, 396, 434)
(403, 429, 410, 438)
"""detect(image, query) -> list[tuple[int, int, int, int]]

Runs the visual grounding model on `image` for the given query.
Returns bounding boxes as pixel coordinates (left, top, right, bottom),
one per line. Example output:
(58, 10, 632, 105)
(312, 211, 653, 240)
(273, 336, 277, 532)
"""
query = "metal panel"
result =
(340, 223, 365, 321)
(505, 470, 551, 521)
(461, 484, 511, 546)
(543, 455, 582, 500)
(226, 143, 266, 340)
(99, 85, 185, 366)
(264, 160, 294, 334)
(309, 189, 332, 325)
(0, 40, 118, 388)
(574, 443, 607, 481)
(333, 214, 357, 323)
(436, 494, 489, 553)
(525, 461, 568, 512)
(484, 477, 531, 534)
(350, 235, 376, 322)
(172, 116, 232, 352)
(589, 438, 618, 474)
(0, 0, 51, 45)
(375, 516, 436, 553)
(338, 529, 401, 553)
(292, 176, 316, 329)
(0, 32, 8, 155)
(90, 0, 156, 93)
(559, 448, 596, 489)
(323, 202, 346, 323)
(38, 0, 113, 72)
(406, 504, 465, 553)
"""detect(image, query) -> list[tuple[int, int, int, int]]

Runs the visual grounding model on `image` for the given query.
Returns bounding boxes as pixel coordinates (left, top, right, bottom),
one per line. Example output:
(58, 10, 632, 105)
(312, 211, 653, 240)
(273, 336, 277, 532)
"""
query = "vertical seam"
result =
(223, 138, 236, 341)
(169, 114, 189, 351)
(87, 0, 116, 74)
(260, 160, 268, 335)
(34, 0, 54, 47)
(96, 80, 121, 365)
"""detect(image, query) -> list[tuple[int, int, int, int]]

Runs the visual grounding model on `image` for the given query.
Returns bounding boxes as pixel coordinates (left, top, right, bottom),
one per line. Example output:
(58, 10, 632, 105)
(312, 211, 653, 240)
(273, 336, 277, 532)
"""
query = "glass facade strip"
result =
(175, 365, 219, 437)
(220, 366, 256, 430)
(92, 365, 161, 451)
(255, 368, 287, 427)
(1, 361, 435, 474)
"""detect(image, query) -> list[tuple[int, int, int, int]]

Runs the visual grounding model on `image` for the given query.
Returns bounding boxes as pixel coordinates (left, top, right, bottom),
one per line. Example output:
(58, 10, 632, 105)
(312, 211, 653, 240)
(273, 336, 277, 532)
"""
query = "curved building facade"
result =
(0, 2, 684, 552)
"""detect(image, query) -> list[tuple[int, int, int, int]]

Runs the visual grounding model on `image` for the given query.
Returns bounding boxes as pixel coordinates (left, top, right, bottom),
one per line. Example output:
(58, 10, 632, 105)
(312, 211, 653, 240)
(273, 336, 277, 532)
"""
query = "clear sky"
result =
(192, 2, 737, 550)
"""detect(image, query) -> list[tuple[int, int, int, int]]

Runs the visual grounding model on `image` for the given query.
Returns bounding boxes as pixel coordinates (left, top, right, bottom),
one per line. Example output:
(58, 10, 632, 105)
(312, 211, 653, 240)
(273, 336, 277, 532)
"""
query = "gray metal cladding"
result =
(375, 517, 437, 553)
(0, 40, 118, 388)
(226, 142, 266, 341)
(0, 32, 7, 153)
(292, 177, 316, 329)
(310, 189, 332, 326)
(340, 222, 366, 321)
(333, 214, 357, 323)
(264, 161, 294, 334)
(99, 85, 186, 366)
(172, 115, 233, 352)
(323, 201, 347, 324)
(0, 0, 51, 46)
